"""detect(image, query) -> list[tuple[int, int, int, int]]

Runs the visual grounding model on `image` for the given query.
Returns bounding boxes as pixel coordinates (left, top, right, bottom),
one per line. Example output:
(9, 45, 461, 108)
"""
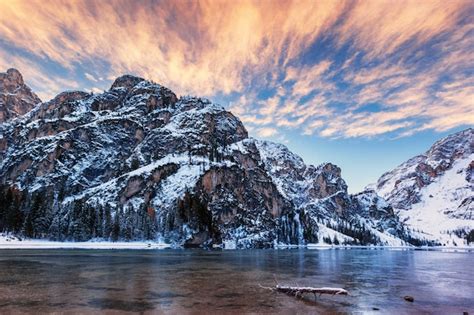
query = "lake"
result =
(0, 249, 472, 314)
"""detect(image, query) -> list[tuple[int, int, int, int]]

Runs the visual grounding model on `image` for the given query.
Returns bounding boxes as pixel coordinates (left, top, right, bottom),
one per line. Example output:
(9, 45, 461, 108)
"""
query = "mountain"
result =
(0, 68, 41, 123)
(373, 128, 473, 246)
(0, 70, 415, 248)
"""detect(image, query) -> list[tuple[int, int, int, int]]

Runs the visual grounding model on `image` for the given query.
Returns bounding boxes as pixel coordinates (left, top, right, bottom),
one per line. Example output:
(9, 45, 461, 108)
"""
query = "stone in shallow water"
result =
(404, 296, 414, 302)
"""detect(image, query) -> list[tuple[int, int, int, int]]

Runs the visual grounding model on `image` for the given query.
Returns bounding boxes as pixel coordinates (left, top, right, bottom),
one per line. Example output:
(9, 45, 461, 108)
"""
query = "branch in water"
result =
(275, 285, 349, 296)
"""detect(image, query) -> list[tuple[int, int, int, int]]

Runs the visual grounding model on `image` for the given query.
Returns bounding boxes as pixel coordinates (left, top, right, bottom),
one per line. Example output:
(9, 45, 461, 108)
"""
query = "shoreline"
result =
(0, 237, 472, 251)
(278, 244, 473, 252)
(0, 240, 171, 250)
(0, 235, 171, 250)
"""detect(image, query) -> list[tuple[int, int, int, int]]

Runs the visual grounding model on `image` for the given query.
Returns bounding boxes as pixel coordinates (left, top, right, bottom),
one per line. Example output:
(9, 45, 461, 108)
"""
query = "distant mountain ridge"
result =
(373, 128, 473, 245)
(0, 68, 468, 247)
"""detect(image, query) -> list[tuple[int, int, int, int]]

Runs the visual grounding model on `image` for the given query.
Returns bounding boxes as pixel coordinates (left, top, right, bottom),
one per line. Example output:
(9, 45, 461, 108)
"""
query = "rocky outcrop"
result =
(0, 68, 41, 123)
(0, 70, 415, 247)
(253, 140, 410, 245)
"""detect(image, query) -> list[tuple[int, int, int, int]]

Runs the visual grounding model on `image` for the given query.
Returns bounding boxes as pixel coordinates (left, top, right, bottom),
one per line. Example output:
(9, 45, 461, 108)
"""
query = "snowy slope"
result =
(397, 154, 473, 245)
(374, 128, 473, 246)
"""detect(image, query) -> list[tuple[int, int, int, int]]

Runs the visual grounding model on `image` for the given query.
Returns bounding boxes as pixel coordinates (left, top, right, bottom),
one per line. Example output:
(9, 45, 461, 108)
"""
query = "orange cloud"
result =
(337, 0, 469, 58)
(0, 0, 345, 97)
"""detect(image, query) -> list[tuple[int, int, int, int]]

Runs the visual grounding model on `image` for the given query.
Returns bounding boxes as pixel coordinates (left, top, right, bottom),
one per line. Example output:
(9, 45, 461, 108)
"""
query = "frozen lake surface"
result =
(0, 249, 472, 314)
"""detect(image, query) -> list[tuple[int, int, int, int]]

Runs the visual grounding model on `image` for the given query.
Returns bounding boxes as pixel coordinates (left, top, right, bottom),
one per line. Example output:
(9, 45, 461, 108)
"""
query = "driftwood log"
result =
(260, 284, 349, 299)
(276, 285, 348, 297)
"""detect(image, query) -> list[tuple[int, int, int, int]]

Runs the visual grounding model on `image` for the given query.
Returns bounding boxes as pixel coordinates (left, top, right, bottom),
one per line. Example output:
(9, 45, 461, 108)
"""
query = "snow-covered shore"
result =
(1, 235, 472, 251)
(304, 243, 473, 252)
(0, 235, 171, 250)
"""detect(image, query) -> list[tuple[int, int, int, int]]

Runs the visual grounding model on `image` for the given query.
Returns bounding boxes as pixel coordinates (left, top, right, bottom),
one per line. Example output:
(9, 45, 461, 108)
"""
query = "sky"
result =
(0, 0, 473, 192)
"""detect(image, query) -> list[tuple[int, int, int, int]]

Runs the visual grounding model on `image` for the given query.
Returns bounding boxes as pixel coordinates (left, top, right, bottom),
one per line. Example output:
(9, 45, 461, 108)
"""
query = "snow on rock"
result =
(373, 128, 474, 246)
(0, 69, 452, 248)
(253, 139, 411, 246)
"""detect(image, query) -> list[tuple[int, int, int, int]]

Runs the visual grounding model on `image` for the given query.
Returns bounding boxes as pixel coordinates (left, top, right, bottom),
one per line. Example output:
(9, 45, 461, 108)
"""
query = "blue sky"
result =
(0, 0, 472, 192)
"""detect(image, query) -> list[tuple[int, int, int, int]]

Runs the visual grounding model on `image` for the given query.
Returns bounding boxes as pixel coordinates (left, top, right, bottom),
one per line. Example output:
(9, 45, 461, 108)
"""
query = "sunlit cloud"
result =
(84, 72, 98, 83)
(256, 127, 279, 138)
(0, 0, 344, 96)
(0, 49, 80, 100)
(0, 0, 472, 138)
(336, 0, 468, 58)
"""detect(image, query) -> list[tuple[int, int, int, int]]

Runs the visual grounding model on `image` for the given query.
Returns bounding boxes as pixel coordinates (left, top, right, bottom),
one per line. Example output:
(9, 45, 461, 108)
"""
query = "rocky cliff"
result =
(0, 69, 415, 247)
(0, 69, 41, 123)
(373, 128, 473, 246)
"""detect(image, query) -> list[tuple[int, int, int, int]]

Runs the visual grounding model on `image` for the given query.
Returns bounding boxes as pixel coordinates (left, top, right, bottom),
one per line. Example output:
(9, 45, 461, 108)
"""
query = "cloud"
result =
(0, 49, 79, 101)
(89, 87, 103, 94)
(256, 127, 278, 138)
(242, 1, 473, 139)
(0, 0, 472, 138)
(336, 0, 469, 59)
(84, 72, 98, 82)
(0, 0, 344, 97)
(284, 60, 334, 98)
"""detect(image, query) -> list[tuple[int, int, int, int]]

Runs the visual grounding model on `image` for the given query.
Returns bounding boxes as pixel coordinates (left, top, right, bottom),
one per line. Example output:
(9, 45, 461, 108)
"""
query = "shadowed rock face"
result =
(0, 71, 412, 247)
(0, 68, 41, 123)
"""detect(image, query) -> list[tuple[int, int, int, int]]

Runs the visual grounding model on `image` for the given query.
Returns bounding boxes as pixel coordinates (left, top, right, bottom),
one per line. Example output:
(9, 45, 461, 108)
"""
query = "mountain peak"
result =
(2, 68, 24, 85)
(0, 68, 41, 123)
(110, 74, 146, 91)
(427, 128, 473, 159)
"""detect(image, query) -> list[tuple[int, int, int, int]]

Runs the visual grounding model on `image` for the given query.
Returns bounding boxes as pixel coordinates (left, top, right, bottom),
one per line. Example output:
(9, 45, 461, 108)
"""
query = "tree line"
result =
(0, 185, 157, 241)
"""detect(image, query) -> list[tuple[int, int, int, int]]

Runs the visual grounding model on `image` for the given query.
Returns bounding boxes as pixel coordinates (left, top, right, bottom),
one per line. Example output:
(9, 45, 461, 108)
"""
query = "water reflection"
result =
(0, 249, 472, 314)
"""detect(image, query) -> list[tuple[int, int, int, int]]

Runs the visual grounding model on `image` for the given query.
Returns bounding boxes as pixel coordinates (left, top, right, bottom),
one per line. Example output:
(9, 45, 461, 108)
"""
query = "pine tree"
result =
(0, 186, 21, 233)
(188, 144, 192, 164)
(209, 143, 214, 162)
(57, 184, 66, 202)
(69, 199, 93, 241)
(96, 205, 104, 238)
(104, 206, 112, 239)
(123, 205, 134, 240)
(7, 192, 23, 234)
(87, 204, 97, 238)
(323, 236, 332, 244)
(24, 193, 44, 238)
(111, 210, 120, 241)
(35, 191, 53, 238)
(131, 158, 140, 170)
(467, 230, 474, 244)
(49, 205, 66, 241)
(0, 186, 10, 231)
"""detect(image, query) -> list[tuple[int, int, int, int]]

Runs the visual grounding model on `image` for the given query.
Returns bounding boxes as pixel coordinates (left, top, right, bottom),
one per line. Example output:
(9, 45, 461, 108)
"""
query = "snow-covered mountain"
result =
(0, 69, 418, 248)
(373, 128, 473, 246)
(0, 68, 41, 123)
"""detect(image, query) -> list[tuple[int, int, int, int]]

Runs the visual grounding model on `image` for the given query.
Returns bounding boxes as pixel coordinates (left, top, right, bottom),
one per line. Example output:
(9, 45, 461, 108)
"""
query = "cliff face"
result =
(0, 68, 41, 123)
(373, 128, 473, 246)
(0, 69, 414, 247)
